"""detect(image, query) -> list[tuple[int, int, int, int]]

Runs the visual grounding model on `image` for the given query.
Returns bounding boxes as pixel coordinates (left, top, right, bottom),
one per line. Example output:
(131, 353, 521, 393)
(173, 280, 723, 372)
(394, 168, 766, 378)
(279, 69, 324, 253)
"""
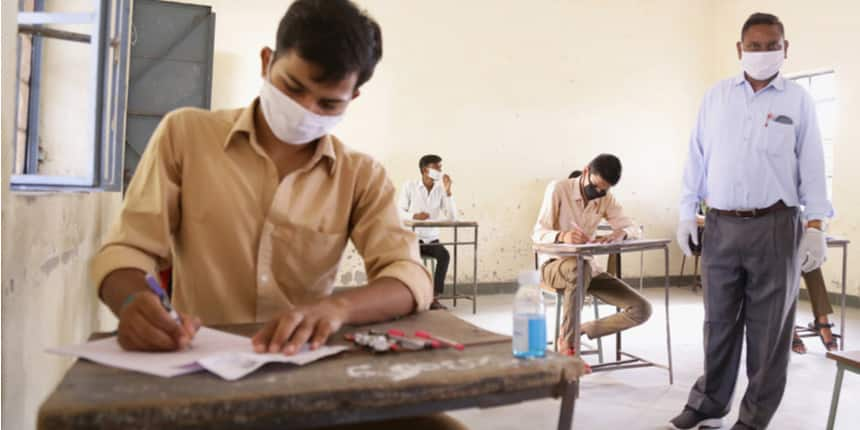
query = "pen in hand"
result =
(145, 273, 183, 326)
(570, 221, 594, 244)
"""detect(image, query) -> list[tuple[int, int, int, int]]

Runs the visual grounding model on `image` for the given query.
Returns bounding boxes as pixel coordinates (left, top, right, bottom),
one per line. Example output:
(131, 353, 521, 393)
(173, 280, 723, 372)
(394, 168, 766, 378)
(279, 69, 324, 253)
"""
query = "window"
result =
(11, 0, 131, 191)
(789, 71, 837, 199)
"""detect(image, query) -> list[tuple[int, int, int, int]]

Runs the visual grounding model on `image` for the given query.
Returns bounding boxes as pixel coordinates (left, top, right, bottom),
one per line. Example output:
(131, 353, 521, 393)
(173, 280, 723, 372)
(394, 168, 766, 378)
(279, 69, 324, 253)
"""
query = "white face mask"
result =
(427, 169, 443, 181)
(258, 80, 344, 145)
(740, 49, 784, 81)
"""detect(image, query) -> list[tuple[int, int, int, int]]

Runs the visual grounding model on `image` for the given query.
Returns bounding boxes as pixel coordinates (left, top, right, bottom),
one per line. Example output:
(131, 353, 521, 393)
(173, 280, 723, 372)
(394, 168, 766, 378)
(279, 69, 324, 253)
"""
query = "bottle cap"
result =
(518, 270, 541, 286)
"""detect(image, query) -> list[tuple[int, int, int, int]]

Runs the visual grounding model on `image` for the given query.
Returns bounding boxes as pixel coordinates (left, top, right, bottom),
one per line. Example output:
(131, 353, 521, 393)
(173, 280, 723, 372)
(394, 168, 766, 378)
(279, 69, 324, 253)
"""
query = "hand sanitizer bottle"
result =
(513, 270, 547, 359)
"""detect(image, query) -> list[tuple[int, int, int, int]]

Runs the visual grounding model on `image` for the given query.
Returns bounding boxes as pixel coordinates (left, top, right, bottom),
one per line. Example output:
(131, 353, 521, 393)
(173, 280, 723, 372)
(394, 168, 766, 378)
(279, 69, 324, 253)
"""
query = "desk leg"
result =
(593, 301, 604, 363)
(472, 225, 478, 314)
(453, 226, 459, 307)
(615, 307, 622, 362)
(574, 256, 584, 358)
(826, 364, 844, 430)
(557, 378, 578, 430)
(665, 246, 674, 385)
(615, 253, 622, 362)
(840, 244, 847, 351)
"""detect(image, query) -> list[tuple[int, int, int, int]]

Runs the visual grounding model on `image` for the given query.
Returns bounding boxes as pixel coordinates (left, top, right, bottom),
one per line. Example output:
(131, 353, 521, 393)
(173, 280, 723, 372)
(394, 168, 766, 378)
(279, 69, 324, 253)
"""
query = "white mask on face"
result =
(427, 169, 443, 181)
(740, 50, 784, 81)
(258, 80, 344, 145)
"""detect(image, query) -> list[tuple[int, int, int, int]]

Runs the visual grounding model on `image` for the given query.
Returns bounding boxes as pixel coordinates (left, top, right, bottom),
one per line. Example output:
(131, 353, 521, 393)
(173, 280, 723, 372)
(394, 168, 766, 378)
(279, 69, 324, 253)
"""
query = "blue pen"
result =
(145, 273, 182, 325)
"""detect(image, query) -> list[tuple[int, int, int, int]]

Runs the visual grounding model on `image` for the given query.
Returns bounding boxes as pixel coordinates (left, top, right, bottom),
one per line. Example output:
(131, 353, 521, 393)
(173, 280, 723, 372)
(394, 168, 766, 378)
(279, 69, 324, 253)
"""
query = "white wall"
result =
(191, 0, 715, 285)
(1, 2, 122, 430)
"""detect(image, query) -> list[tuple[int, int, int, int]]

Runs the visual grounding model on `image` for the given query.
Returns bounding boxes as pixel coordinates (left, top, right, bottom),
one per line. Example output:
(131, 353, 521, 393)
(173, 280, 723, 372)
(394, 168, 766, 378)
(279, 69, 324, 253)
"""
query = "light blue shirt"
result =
(680, 73, 833, 221)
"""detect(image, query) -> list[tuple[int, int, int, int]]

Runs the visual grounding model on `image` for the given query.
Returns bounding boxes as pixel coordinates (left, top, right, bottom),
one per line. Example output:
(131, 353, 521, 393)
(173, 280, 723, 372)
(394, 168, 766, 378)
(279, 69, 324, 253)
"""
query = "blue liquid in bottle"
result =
(513, 271, 547, 359)
(513, 314, 547, 358)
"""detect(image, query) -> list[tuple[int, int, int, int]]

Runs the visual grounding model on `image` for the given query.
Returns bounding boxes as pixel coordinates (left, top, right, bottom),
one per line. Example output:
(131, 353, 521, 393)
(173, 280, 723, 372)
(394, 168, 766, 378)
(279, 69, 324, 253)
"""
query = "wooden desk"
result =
(38, 311, 585, 430)
(534, 239, 674, 384)
(825, 350, 860, 429)
(404, 220, 479, 313)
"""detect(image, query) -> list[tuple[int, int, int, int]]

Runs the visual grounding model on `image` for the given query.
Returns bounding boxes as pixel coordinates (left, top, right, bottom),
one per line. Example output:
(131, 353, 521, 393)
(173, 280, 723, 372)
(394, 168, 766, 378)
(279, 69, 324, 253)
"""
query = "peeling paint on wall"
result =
(40, 255, 60, 275)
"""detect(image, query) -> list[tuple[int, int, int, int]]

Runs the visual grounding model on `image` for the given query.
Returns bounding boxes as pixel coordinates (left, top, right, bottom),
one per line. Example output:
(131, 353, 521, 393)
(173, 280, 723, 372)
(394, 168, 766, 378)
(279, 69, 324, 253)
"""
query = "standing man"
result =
(398, 155, 457, 310)
(671, 13, 832, 430)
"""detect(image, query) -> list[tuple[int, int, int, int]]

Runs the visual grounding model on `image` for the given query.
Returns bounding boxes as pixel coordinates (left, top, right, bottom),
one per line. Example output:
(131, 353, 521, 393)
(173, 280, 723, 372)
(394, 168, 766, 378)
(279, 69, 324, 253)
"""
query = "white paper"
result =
(48, 327, 347, 380)
(197, 346, 348, 381)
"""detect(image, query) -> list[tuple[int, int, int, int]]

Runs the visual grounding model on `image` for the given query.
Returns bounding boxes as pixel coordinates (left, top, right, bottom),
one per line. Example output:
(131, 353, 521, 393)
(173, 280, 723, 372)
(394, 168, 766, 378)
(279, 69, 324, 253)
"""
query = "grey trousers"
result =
(686, 206, 802, 429)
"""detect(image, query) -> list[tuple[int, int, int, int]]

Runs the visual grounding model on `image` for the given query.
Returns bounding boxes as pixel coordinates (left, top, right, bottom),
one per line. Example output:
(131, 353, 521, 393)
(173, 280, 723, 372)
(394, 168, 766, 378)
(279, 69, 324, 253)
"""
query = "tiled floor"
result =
(444, 288, 860, 429)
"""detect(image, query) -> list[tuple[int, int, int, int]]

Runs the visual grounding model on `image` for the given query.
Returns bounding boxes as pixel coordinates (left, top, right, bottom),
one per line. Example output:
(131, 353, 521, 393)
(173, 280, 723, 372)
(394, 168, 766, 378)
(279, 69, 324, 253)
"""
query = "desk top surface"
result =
(827, 350, 860, 368)
(827, 236, 850, 246)
(404, 220, 479, 227)
(39, 311, 583, 430)
(534, 238, 672, 256)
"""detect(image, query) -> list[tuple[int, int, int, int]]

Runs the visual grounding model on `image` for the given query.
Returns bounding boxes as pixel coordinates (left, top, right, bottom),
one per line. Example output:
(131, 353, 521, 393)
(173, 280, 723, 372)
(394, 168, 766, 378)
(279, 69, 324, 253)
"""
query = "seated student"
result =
(533, 154, 651, 354)
(792, 267, 840, 353)
(398, 155, 457, 310)
(90, 0, 433, 356)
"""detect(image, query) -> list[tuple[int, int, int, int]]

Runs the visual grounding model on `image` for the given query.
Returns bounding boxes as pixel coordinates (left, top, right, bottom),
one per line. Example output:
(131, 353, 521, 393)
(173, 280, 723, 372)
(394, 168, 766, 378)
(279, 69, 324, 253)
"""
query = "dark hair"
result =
(588, 154, 622, 186)
(419, 154, 442, 172)
(275, 0, 382, 89)
(741, 13, 784, 40)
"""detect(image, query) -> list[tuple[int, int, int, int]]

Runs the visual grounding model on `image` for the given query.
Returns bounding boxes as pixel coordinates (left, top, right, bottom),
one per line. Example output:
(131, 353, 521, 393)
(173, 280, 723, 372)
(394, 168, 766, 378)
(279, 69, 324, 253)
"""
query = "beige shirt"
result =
(532, 178, 640, 274)
(90, 100, 432, 324)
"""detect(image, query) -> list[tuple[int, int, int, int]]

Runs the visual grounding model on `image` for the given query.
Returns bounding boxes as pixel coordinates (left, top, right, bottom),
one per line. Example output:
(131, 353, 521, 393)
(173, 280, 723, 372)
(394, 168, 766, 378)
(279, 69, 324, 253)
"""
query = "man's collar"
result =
(225, 98, 337, 176)
(570, 177, 584, 202)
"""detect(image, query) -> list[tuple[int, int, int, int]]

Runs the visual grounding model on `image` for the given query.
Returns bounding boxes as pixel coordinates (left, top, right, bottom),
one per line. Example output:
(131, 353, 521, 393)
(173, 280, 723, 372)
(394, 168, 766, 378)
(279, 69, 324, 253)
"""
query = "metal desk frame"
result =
(407, 221, 479, 314)
(534, 239, 675, 384)
(825, 351, 860, 430)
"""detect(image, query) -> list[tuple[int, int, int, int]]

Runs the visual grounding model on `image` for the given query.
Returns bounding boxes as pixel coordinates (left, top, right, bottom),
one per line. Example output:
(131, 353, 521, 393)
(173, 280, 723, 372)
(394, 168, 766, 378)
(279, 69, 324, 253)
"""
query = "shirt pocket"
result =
(762, 122, 795, 156)
(269, 221, 348, 305)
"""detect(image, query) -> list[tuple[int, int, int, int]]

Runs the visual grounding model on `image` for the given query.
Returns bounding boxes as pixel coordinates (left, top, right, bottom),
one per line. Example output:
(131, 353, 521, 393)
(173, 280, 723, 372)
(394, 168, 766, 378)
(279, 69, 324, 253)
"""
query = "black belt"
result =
(709, 201, 790, 218)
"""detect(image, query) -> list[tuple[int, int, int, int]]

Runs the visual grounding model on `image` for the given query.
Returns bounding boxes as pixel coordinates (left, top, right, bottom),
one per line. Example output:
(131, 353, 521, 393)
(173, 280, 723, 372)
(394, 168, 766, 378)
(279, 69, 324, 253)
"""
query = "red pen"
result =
(415, 330, 465, 351)
(387, 329, 440, 349)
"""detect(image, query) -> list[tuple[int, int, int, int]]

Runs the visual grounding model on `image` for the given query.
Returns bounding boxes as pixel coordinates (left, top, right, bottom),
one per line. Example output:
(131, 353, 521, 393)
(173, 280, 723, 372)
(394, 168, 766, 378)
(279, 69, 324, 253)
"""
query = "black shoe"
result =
(668, 407, 723, 429)
(429, 299, 448, 311)
(730, 422, 755, 430)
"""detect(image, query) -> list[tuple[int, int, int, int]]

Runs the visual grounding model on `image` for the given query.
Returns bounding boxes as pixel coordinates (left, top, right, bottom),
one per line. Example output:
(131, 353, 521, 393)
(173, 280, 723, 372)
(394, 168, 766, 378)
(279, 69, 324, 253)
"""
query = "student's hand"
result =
(593, 230, 626, 244)
(117, 292, 200, 351)
(413, 212, 431, 220)
(442, 175, 453, 195)
(252, 298, 349, 355)
(559, 230, 590, 244)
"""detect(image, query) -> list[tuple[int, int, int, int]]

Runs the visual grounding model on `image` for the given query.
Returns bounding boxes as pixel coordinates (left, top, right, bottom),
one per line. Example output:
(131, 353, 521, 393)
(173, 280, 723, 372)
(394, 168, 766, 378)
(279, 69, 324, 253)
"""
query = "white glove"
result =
(799, 227, 827, 273)
(676, 219, 699, 257)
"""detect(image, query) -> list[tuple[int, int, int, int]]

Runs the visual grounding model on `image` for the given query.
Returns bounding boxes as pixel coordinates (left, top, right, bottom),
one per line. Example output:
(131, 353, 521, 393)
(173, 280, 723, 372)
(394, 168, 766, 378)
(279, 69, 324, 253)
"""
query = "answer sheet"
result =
(48, 327, 347, 380)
